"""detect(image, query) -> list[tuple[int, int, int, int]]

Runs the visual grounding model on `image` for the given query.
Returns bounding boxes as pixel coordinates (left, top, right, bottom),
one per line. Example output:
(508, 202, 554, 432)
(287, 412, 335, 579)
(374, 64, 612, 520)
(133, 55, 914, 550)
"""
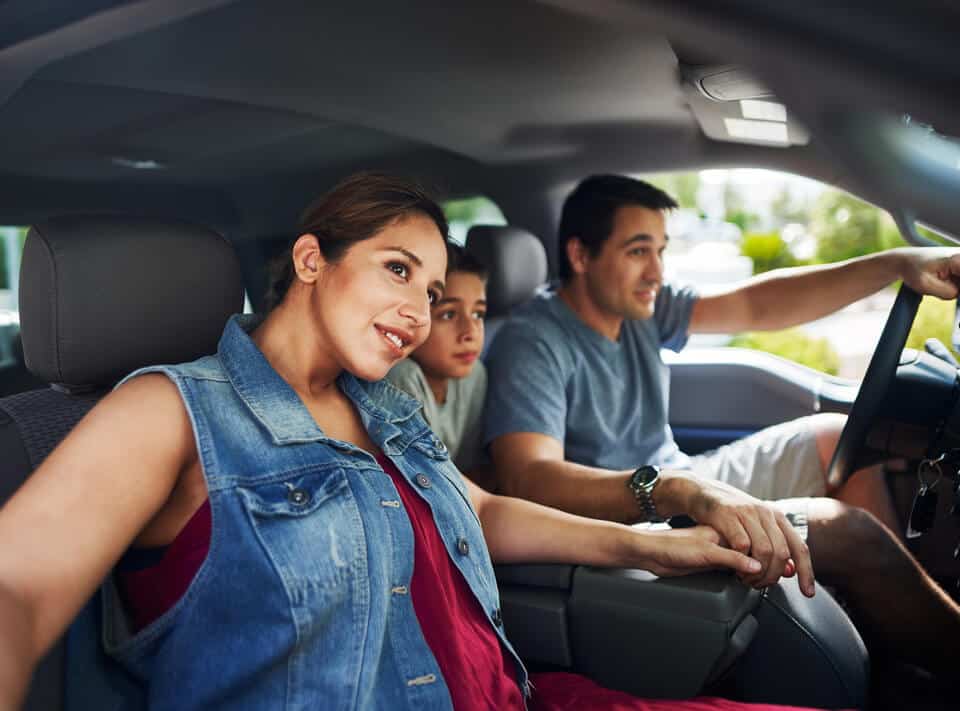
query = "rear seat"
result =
(0, 215, 243, 710)
(464, 224, 548, 355)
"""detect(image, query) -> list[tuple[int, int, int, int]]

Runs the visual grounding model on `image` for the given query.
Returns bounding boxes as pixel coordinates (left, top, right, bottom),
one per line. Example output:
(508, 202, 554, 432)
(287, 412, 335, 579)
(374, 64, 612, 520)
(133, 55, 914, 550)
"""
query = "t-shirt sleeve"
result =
(483, 321, 570, 447)
(654, 282, 699, 351)
(385, 359, 429, 402)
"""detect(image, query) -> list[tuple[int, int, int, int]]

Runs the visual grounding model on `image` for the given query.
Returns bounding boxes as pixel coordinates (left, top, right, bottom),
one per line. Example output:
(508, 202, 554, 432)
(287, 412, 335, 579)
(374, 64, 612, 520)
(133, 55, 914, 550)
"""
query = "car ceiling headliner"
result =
(0, 0, 957, 240)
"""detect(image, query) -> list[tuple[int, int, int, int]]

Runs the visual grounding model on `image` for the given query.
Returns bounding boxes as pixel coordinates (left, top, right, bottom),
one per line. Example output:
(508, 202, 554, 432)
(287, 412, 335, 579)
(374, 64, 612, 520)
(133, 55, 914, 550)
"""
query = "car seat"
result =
(465, 224, 548, 356)
(0, 215, 243, 710)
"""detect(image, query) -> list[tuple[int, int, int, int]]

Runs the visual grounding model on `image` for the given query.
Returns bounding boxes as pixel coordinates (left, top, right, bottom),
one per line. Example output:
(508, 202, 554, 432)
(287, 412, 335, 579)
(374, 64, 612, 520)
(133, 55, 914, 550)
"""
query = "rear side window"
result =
(443, 197, 506, 246)
(0, 226, 27, 378)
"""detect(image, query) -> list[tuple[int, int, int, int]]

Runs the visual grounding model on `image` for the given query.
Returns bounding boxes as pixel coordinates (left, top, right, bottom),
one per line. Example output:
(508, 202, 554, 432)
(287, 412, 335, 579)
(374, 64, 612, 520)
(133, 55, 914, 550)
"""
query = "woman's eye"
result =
(387, 262, 409, 279)
(428, 289, 440, 305)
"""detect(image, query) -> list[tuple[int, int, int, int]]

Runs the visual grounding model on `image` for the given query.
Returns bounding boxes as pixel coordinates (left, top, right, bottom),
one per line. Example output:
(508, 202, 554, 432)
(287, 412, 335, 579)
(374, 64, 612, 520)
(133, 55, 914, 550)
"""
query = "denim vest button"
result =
(415, 473, 431, 489)
(457, 538, 470, 556)
(492, 608, 503, 627)
(288, 488, 310, 506)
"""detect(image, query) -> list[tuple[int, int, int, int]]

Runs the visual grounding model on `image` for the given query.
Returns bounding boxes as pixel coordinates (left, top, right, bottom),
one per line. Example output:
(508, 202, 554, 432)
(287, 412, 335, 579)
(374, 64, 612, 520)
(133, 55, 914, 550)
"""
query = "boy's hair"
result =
(445, 242, 488, 281)
(557, 174, 677, 282)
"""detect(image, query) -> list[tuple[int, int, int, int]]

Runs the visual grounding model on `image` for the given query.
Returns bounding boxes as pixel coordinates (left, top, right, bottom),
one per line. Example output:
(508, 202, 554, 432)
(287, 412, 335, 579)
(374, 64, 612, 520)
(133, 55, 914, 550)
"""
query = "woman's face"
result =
(412, 270, 486, 381)
(311, 214, 447, 381)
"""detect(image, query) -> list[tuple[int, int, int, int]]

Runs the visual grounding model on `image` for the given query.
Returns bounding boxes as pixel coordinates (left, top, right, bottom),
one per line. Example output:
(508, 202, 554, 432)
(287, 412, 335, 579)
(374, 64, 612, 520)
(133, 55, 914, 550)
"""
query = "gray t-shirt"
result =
(483, 284, 698, 471)
(386, 358, 487, 473)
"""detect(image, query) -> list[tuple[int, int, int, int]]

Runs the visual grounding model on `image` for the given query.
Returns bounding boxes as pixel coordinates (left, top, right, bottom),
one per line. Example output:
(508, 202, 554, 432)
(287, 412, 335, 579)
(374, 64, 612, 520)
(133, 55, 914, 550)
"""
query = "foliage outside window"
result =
(644, 171, 955, 377)
(443, 197, 506, 246)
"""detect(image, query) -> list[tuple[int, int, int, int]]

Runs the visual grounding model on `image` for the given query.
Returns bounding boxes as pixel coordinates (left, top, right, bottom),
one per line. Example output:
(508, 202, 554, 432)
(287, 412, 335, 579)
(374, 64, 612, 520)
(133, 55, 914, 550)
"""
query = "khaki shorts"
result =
(687, 416, 826, 539)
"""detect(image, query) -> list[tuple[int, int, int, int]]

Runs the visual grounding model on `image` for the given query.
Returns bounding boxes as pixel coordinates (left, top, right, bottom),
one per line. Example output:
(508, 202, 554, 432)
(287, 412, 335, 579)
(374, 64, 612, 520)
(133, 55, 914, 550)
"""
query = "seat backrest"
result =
(464, 225, 548, 355)
(0, 215, 243, 710)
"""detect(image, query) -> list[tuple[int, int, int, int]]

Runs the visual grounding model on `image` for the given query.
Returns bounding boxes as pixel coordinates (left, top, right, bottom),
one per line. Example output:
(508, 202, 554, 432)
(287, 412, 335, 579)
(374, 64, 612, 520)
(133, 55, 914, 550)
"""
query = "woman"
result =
(0, 173, 817, 710)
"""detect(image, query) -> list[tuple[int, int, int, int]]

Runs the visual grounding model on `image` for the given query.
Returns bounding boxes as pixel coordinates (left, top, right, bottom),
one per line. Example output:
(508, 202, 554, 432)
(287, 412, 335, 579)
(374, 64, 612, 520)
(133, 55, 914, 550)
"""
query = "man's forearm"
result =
(499, 458, 642, 523)
(694, 249, 905, 333)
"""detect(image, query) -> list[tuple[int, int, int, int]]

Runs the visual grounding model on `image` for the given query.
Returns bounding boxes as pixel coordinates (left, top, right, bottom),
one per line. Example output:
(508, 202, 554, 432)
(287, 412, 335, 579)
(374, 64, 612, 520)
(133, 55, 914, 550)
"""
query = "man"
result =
(484, 174, 960, 677)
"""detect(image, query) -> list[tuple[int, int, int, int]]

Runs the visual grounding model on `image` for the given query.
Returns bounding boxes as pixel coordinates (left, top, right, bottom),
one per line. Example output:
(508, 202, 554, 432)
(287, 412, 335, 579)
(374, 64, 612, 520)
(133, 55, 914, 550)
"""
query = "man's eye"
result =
(629, 248, 649, 257)
(437, 310, 456, 320)
(473, 311, 486, 320)
(387, 262, 409, 279)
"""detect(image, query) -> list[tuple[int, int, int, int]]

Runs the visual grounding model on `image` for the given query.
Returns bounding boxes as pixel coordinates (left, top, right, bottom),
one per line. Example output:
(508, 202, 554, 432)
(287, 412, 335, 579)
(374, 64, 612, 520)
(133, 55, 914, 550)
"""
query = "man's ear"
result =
(565, 237, 590, 276)
(291, 233, 325, 284)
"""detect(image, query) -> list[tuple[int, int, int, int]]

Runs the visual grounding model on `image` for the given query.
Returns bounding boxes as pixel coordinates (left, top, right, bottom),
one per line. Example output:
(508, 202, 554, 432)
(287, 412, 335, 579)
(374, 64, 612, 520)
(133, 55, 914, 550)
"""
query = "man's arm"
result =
(465, 475, 763, 578)
(690, 247, 960, 334)
(491, 431, 814, 595)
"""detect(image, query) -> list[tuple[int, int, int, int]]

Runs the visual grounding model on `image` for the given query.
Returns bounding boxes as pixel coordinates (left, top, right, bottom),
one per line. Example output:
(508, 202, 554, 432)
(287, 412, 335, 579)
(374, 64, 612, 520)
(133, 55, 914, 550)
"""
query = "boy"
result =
(386, 244, 496, 490)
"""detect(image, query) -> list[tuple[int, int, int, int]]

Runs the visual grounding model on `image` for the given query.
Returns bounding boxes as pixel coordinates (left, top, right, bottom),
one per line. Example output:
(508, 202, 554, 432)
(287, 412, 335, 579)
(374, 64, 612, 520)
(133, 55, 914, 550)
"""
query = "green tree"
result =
(730, 329, 840, 375)
(740, 231, 800, 274)
(770, 187, 808, 226)
(905, 295, 959, 360)
(810, 193, 905, 263)
(644, 172, 701, 210)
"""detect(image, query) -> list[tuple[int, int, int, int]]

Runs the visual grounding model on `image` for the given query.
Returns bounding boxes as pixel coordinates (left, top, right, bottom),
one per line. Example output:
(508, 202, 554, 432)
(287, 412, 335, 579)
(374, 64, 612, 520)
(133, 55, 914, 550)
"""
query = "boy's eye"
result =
(387, 262, 409, 279)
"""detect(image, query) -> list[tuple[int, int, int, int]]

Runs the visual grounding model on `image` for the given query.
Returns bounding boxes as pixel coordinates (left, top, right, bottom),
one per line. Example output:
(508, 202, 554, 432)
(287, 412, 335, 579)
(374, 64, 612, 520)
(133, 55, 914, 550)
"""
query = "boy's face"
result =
(412, 270, 486, 380)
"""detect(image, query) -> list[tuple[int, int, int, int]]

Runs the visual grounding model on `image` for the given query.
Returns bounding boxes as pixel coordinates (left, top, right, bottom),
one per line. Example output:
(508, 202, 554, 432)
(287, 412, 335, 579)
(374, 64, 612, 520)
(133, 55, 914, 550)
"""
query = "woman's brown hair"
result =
(263, 172, 449, 311)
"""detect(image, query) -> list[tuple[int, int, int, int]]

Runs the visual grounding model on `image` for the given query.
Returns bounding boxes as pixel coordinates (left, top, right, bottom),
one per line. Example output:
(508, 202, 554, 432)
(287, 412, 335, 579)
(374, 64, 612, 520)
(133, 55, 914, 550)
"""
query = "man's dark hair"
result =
(446, 243, 488, 281)
(557, 175, 677, 281)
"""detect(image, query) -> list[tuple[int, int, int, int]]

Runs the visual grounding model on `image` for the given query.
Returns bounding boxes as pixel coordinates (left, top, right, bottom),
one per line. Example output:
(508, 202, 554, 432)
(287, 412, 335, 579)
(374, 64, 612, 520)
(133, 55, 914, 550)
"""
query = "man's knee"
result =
(807, 499, 896, 578)
(807, 412, 847, 471)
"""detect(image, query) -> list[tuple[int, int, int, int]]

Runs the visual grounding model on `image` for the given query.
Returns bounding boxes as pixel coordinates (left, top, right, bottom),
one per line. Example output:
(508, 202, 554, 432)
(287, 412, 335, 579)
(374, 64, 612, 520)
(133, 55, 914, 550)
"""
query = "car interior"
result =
(1, 1, 959, 710)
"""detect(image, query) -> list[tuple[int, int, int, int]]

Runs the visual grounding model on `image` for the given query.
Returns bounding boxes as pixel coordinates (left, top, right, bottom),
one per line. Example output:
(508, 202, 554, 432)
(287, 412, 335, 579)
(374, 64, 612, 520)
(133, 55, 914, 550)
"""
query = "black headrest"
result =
(465, 225, 548, 317)
(20, 215, 244, 390)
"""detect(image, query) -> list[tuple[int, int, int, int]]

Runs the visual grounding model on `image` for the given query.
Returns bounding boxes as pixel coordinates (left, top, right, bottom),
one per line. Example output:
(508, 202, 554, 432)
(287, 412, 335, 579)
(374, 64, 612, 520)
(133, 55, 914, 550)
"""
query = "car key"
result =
(907, 457, 943, 539)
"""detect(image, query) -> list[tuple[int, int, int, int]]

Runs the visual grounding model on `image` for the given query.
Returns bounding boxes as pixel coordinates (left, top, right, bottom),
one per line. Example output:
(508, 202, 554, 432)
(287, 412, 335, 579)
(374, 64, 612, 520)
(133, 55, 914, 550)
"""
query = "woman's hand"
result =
(633, 525, 763, 578)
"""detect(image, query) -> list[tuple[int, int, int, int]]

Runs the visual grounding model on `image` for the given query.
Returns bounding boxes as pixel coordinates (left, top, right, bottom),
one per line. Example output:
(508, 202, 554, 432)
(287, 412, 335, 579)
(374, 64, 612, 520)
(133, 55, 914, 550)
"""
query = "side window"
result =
(643, 170, 952, 380)
(0, 226, 27, 368)
(442, 196, 506, 246)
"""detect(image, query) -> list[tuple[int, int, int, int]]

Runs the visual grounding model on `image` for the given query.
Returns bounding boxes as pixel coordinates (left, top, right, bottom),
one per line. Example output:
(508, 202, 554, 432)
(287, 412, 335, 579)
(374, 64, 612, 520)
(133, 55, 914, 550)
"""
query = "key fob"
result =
(907, 485, 938, 538)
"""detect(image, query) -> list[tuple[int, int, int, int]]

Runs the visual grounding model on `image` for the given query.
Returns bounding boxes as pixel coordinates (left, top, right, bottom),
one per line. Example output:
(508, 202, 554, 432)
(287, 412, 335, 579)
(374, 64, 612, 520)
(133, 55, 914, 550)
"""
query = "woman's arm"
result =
(0, 374, 192, 706)
(465, 479, 763, 578)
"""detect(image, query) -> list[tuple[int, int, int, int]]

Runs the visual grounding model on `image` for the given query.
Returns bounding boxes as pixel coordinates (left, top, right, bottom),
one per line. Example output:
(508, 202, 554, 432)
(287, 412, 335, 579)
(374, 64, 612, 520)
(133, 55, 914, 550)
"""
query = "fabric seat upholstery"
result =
(0, 215, 244, 710)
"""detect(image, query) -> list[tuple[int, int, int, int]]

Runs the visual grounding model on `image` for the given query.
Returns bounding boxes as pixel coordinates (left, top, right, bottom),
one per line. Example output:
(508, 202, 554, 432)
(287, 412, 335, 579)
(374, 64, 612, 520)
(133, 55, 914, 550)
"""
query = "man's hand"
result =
(661, 475, 815, 597)
(897, 247, 960, 300)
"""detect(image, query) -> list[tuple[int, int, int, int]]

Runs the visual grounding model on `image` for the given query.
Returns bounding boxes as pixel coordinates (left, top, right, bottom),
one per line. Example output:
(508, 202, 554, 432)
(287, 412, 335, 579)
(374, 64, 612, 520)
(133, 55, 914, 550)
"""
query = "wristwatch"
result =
(627, 465, 665, 523)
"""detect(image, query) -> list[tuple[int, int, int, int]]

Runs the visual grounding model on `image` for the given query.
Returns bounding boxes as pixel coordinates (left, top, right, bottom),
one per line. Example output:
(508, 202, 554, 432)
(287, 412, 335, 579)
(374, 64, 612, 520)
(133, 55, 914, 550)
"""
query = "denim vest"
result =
(102, 315, 528, 710)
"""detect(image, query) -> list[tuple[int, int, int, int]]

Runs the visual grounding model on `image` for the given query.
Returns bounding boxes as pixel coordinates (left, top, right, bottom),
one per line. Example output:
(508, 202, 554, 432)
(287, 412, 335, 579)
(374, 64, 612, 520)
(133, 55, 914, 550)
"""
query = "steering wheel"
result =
(826, 285, 922, 485)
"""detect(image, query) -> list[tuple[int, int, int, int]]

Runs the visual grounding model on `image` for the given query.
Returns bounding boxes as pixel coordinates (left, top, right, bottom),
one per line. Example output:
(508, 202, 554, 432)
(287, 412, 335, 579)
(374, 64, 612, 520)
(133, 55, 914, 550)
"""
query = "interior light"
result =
(740, 100, 787, 122)
(723, 118, 789, 144)
(111, 156, 166, 170)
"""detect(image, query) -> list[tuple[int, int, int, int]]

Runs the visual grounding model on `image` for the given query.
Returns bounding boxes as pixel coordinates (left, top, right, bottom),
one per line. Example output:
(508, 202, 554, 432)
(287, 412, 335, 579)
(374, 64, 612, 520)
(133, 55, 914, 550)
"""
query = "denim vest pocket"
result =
(240, 466, 366, 604)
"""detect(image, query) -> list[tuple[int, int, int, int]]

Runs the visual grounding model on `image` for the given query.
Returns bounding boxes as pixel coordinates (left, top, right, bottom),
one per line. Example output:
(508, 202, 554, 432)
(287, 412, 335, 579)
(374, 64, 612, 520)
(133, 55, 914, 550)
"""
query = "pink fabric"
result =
(116, 500, 212, 632)
(377, 454, 524, 710)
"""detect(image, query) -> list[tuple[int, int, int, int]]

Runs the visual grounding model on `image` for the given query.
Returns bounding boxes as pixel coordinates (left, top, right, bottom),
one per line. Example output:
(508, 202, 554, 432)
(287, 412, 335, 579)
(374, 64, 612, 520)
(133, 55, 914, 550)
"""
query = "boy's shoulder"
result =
(384, 358, 428, 395)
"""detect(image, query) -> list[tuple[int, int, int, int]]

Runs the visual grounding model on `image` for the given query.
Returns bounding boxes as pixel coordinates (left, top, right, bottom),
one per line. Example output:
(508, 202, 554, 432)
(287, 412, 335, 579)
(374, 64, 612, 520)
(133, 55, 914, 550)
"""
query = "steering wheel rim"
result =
(827, 285, 922, 485)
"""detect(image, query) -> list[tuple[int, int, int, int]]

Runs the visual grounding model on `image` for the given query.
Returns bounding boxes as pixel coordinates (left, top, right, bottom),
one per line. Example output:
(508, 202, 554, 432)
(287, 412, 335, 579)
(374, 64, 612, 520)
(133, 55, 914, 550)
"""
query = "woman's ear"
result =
(291, 234, 324, 284)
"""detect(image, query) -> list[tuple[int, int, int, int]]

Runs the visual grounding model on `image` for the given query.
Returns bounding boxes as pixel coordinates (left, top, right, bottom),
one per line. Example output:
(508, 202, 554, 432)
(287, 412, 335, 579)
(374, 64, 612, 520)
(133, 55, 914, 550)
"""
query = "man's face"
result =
(580, 205, 667, 321)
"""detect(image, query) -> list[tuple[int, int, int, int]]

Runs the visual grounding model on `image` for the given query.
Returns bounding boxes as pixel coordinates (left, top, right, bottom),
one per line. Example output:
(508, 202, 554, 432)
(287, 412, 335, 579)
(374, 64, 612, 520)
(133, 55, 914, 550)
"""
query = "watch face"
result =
(633, 465, 659, 487)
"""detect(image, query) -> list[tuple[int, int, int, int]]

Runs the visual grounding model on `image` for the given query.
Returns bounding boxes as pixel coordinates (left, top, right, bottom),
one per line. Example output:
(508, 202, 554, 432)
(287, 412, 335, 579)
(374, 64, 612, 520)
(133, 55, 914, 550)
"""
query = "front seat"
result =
(470, 223, 869, 708)
(0, 215, 243, 710)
